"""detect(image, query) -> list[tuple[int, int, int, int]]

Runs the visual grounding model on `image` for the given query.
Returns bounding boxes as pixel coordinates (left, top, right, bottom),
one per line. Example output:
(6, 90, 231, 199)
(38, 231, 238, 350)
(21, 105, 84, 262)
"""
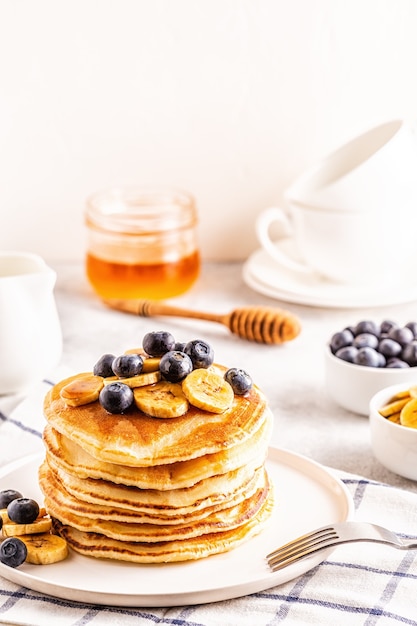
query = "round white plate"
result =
(0, 448, 353, 607)
(243, 244, 417, 308)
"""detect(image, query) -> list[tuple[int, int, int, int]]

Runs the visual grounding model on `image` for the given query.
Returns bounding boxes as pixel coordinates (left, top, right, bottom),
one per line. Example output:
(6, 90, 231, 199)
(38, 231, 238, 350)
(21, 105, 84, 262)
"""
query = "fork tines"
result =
(267, 526, 339, 571)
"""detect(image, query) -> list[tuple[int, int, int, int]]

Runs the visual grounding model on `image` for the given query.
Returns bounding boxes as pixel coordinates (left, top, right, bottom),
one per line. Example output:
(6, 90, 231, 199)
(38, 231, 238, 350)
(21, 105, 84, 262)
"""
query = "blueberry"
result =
(388, 326, 414, 347)
(224, 368, 253, 395)
(378, 338, 402, 358)
(335, 346, 358, 363)
(184, 339, 214, 369)
(0, 489, 23, 509)
(406, 321, 417, 337)
(7, 498, 39, 524)
(353, 347, 381, 368)
(354, 320, 380, 337)
(99, 382, 134, 414)
(329, 329, 354, 354)
(353, 333, 379, 350)
(112, 354, 143, 378)
(93, 353, 116, 378)
(173, 342, 186, 352)
(380, 320, 398, 335)
(143, 331, 175, 357)
(402, 341, 417, 366)
(386, 358, 410, 368)
(159, 351, 193, 382)
(0, 537, 27, 568)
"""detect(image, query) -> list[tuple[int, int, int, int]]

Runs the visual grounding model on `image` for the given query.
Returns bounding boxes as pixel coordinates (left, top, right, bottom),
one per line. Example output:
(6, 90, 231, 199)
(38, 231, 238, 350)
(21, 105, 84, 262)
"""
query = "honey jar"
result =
(85, 187, 200, 300)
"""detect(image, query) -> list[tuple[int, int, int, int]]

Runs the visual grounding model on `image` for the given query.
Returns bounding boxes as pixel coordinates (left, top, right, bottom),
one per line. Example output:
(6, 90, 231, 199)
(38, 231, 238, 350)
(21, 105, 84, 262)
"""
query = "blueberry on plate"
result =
(0, 489, 23, 509)
(143, 331, 176, 357)
(184, 339, 214, 369)
(7, 498, 39, 524)
(99, 382, 134, 414)
(224, 368, 253, 395)
(112, 354, 143, 378)
(159, 351, 193, 383)
(93, 353, 116, 378)
(0, 537, 27, 568)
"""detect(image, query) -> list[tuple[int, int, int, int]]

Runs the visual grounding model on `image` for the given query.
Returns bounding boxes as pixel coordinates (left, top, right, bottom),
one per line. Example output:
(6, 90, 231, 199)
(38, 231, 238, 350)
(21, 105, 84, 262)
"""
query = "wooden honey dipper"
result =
(103, 299, 301, 345)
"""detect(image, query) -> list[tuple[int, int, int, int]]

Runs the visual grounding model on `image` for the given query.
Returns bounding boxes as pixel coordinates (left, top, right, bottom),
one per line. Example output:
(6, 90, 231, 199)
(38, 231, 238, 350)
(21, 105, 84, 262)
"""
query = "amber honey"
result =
(86, 250, 200, 300)
(85, 186, 200, 300)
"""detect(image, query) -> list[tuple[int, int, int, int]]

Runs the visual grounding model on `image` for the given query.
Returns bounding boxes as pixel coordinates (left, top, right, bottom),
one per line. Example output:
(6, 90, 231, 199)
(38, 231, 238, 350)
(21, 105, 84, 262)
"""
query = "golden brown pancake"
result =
(42, 407, 273, 489)
(43, 369, 267, 467)
(52, 486, 274, 563)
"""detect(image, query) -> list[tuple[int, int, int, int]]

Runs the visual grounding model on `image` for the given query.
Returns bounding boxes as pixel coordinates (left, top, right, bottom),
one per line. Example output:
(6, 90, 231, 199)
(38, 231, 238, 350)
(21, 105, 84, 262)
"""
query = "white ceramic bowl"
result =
(324, 347, 417, 415)
(369, 383, 417, 480)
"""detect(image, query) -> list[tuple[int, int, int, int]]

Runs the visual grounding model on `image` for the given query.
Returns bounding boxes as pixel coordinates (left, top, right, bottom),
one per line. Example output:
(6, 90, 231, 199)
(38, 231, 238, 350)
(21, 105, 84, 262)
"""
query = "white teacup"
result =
(256, 120, 417, 284)
(0, 252, 62, 395)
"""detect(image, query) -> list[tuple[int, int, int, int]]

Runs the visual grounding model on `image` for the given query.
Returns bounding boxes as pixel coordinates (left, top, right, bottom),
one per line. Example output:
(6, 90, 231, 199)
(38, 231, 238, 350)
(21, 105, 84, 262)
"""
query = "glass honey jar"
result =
(85, 187, 200, 300)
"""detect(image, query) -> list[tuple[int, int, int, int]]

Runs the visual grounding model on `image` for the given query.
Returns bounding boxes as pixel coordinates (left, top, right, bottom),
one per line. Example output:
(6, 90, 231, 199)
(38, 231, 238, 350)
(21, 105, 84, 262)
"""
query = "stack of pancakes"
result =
(39, 368, 274, 563)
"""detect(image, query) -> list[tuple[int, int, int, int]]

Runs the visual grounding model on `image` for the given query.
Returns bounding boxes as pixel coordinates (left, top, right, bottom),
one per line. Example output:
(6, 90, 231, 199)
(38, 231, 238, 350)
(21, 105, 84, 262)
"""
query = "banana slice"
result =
(182, 368, 234, 414)
(2, 516, 52, 537)
(141, 357, 161, 373)
(379, 396, 410, 418)
(19, 533, 68, 564)
(400, 397, 417, 428)
(134, 381, 189, 418)
(104, 371, 161, 388)
(60, 375, 104, 407)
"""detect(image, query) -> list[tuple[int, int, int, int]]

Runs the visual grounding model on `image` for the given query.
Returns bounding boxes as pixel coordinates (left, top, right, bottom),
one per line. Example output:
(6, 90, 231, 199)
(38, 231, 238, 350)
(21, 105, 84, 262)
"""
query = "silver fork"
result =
(267, 522, 417, 572)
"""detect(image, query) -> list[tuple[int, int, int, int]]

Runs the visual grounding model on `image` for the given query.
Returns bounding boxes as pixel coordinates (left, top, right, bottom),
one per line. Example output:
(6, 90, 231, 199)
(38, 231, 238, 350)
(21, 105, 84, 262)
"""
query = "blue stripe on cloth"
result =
(0, 409, 42, 438)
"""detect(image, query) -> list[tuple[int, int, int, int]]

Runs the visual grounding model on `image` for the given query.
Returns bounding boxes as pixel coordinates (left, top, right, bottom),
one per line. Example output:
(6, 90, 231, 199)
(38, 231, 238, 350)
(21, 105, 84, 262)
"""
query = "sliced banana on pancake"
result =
(60, 374, 104, 407)
(134, 381, 189, 418)
(182, 369, 234, 413)
(104, 371, 161, 388)
(19, 533, 68, 564)
(2, 516, 52, 537)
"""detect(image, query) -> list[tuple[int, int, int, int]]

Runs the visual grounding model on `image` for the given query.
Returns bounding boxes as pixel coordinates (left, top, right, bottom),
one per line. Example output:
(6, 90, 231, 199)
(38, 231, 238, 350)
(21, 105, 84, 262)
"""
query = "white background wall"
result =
(1, 0, 417, 262)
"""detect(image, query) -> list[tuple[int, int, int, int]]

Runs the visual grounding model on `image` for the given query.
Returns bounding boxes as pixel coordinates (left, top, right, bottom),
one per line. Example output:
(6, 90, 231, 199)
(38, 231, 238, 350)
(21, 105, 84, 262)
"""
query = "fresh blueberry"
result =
(112, 354, 143, 378)
(406, 321, 417, 337)
(353, 333, 379, 350)
(7, 498, 39, 524)
(329, 329, 354, 354)
(0, 537, 27, 568)
(354, 320, 380, 337)
(353, 347, 381, 368)
(335, 346, 358, 363)
(143, 331, 176, 357)
(159, 351, 193, 382)
(93, 353, 116, 378)
(401, 341, 417, 366)
(387, 326, 414, 347)
(378, 338, 402, 358)
(380, 320, 398, 335)
(99, 382, 134, 414)
(224, 368, 253, 395)
(0, 489, 23, 509)
(386, 358, 410, 368)
(173, 342, 186, 352)
(184, 339, 214, 369)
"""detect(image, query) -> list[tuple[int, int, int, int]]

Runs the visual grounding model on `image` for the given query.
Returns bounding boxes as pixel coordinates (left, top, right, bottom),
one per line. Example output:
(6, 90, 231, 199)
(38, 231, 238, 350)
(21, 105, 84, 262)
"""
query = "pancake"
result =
(42, 468, 270, 542)
(43, 367, 267, 467)
(39, 458, 266, 524)
(42, 407, 273, 489)
(52, 486, 274, 563)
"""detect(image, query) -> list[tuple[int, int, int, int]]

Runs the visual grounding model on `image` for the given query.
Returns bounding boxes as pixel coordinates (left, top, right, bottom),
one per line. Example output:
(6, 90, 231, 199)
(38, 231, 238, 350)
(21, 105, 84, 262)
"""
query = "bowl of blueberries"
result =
(324, 319, 417, 415)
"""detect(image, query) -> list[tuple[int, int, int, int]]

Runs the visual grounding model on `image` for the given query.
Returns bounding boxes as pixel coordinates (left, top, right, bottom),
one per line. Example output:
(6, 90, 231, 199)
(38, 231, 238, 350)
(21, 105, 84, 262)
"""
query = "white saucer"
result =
(243, 242, 417, 308)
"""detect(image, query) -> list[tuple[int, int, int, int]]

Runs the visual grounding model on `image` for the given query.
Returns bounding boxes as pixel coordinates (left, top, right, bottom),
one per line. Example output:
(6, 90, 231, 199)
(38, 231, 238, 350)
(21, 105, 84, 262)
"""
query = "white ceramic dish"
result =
(0, 448, 353, 607)
(369, 383, 417, 481)
(324, 347, 417, 416)
(243, 244, 417, 308)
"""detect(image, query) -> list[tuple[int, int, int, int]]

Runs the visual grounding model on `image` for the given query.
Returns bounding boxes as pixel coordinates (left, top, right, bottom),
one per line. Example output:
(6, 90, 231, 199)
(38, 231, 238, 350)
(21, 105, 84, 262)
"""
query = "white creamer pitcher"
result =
(0, 252, 62, 395)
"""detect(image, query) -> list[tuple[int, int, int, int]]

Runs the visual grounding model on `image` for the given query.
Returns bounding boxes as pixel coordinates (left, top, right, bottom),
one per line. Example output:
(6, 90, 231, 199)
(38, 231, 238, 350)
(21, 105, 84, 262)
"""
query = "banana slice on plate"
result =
(2, 516, 52, 537)
(134, 381, 189, 418)
(19, 533, 68, 564)
(182, 368, 234, 413)
(104, 371, 161, 388)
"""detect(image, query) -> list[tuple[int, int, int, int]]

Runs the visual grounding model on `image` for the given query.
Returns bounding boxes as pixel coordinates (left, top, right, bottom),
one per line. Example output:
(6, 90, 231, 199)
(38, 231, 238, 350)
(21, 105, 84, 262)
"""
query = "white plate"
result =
(0, 448, 353, 607)
(243, 244, 417, 308)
